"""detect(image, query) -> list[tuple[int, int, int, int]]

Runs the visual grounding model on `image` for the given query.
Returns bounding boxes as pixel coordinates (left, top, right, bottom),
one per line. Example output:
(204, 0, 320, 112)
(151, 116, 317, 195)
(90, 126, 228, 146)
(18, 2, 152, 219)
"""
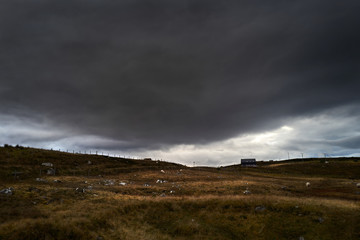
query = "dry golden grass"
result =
(1, 146, 360, 239)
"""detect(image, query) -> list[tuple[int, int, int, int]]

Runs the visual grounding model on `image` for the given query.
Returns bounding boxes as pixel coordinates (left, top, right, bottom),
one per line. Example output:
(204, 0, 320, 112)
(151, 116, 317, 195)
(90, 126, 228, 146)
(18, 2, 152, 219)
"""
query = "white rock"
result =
(306, 182, 311, 187)
(47, 168, 55, 175)
(255, 206, 266, 212)
(356, 183, 360, 188)
(41, 162, 53, 167)
(243, 190, 251, 195)
(36, 178, 47, 182)
(104, 180, 115, 186)
(160, 170, 165, 173)
(0, 187, 13, 195)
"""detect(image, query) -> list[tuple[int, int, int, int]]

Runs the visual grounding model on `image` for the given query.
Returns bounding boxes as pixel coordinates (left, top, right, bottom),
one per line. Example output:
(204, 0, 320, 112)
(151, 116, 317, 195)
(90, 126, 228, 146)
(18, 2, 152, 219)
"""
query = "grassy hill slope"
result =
(0, 146, 359, 240)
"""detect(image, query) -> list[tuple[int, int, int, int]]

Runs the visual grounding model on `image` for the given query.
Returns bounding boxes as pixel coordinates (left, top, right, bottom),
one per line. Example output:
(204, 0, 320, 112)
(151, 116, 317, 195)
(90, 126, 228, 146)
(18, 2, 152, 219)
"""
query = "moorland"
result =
(1, 145, 360, 239)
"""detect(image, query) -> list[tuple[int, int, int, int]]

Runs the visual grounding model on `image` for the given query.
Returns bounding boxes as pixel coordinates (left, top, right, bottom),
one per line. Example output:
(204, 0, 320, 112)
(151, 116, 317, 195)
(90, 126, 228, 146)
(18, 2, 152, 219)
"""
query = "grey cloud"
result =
(0, 0, 359, 150)
(329, 136, 360, 149)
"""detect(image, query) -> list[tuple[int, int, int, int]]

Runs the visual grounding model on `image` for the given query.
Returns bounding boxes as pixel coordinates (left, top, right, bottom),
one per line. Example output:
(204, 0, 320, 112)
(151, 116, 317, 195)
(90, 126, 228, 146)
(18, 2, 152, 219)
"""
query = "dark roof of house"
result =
(241, 159, 257, 164)
(241, 158, 256, 162)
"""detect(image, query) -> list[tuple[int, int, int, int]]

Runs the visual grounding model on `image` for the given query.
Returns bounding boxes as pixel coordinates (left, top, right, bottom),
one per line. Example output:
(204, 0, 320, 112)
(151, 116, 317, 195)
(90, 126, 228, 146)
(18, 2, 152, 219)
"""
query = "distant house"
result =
(241, 158, 256, 167)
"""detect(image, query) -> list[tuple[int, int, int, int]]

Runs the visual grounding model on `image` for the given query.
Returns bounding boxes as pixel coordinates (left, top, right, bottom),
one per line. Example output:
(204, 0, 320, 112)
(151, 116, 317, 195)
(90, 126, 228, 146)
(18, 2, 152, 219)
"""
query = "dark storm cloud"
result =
(1, 0, 359, 150)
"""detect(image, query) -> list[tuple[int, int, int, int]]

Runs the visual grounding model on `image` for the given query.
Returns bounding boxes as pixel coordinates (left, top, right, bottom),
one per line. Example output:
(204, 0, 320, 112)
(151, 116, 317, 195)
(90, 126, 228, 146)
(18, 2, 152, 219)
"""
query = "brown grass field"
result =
(1, 145, 360, 239)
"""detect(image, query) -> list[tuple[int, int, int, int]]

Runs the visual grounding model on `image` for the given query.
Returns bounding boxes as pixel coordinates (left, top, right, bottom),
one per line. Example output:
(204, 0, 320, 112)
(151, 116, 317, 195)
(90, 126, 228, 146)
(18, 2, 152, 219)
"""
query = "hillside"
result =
(1, 146, 360, 240)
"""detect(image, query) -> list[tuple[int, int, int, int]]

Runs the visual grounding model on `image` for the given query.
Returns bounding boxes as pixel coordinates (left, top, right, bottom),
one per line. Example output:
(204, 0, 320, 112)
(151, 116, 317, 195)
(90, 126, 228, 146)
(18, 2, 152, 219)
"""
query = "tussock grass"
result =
(1, 146, 360, 239)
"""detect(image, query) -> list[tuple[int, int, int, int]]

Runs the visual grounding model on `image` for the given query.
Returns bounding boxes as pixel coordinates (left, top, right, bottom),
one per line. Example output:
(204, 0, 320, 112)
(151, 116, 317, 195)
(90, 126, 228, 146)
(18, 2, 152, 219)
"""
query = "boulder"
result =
(0, 187, 13, 195)
(243, 190, 251, 195)
(255, 206, 266, 212)
(75, 188, 86, 193)
(47, 168, 55, 175)
(42, 162, 53, 167)
(36, 178, 47, 182)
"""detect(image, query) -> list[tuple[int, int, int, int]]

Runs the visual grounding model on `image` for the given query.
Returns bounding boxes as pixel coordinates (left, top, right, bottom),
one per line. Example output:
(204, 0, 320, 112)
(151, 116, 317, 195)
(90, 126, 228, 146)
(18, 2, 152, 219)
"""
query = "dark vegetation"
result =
(1, 145, 360, 239)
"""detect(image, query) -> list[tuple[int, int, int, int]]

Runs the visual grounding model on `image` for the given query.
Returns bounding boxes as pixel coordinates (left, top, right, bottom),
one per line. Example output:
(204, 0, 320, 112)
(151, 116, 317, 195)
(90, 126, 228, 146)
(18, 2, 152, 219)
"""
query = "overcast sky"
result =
(1, 0, 359, 166)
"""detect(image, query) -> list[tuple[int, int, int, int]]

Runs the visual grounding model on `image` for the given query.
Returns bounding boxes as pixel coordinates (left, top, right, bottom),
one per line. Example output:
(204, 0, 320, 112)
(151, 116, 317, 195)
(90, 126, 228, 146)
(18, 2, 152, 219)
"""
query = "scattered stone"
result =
(103, 180, 115, 186)
(87, 186, 93, 190)
(47, 168, 55, 175)
(143, 183, 151, 187)
(96, 236, 104, 240)
(160, 170, 165, 173)
(160, 193, 166, 197)
(84, 181, 88, 184)
(243, 190, 251, 195)
(53, 179, 62, 183)
(0, 187, 13, 195)
(156, 179, 167, 184)
(36, 178, 47, 182)
(75, 188, 86, 193)
(170, 190, 175, 194)
(317, 217, 324, 223)
(281, 186, 287, 190)
(356, 183, 360, 188)
(325, 161, 329, 164)
(87, 160, 92, 165)
(255, 206, 266, 212)
(41, 162, 53, 167)
(299, 237, 305, 240)
(119, 182, 127, 186)
(306, 182, 311, 187)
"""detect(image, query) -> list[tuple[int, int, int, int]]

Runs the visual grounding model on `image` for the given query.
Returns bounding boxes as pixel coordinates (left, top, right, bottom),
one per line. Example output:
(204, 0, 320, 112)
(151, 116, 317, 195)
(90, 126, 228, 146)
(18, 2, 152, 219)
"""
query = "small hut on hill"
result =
(241, 158, 256, 167)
